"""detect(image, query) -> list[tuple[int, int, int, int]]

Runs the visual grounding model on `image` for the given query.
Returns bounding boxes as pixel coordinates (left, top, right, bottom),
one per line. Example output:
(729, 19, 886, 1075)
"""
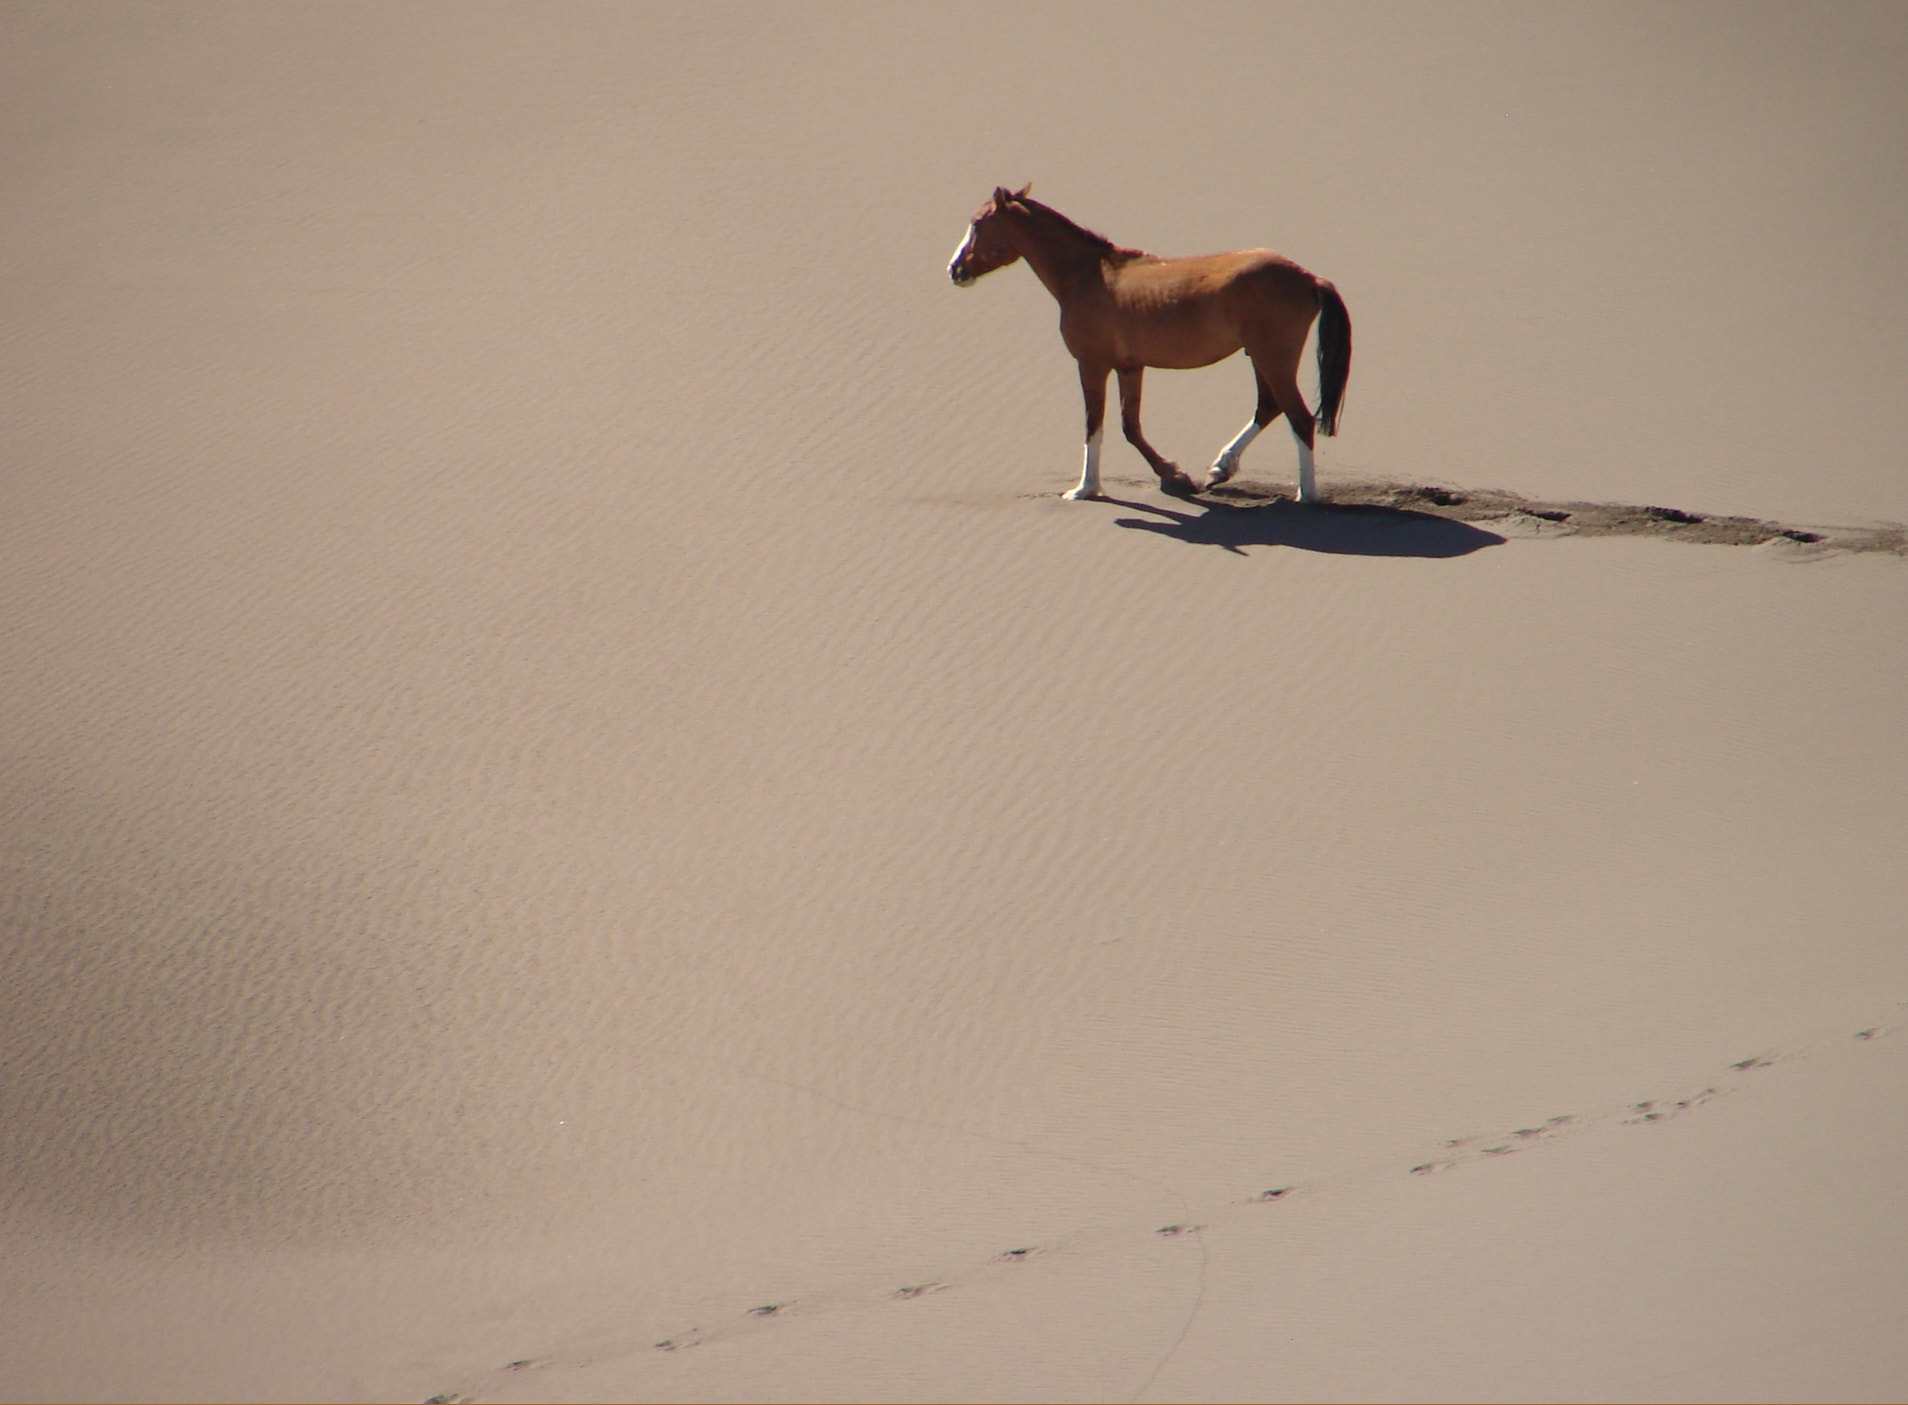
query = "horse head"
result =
(948, 184, 1031, 286)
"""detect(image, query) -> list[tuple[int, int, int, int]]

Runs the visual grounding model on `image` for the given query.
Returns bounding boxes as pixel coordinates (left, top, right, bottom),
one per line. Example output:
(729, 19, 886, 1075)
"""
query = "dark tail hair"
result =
(1314, 281, 1351, 436)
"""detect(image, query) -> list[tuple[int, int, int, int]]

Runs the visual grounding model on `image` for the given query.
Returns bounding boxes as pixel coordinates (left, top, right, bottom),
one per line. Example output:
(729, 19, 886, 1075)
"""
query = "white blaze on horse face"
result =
(948, 226, 977, 286)
(1205, 419, 1261, 488)
(1293, 433, 1317, 503)
(1063, 427, 1103, 500)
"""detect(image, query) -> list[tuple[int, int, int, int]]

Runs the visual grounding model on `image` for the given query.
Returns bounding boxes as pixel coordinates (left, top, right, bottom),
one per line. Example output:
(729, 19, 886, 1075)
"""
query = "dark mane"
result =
(1019, 197, 1150, 263)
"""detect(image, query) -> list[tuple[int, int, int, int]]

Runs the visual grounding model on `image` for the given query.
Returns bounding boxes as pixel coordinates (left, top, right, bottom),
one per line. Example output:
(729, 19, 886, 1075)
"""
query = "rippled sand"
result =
(4, 4, 1906, 1401)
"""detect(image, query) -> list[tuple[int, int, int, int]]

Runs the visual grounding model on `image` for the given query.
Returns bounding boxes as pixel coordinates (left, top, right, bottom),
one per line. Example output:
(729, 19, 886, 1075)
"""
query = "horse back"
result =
(1217, 250, 1324, 314)
(1090, 249, 1321, 368)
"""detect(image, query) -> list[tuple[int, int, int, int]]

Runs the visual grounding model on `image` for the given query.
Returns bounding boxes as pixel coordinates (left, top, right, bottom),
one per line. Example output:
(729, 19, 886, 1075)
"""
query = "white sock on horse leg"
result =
(1207, 419, 1261, 485)
(1065, 427, 1104, 499)
(1294, 434, 1317, 503)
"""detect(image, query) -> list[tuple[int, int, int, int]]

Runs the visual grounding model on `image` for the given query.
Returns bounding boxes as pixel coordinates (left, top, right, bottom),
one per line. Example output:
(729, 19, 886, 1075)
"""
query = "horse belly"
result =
(1119, 311, 1241, 370)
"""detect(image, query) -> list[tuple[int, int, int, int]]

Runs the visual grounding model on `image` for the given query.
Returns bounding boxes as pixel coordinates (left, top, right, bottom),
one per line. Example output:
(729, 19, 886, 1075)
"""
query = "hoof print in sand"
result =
(1250, 1186, 1295, 1202)
(1425, 1114, 1579, 1173)
(1513, 1116, 1577, 1139)
(1731, 1055, 1775, 1072)
(424, 1396, 473, 1404)
(652, 1332, 701, 1352)
(1155, 1223, 1204, 1237)
(748, 1302, 788, 1317)
(1478, 1116, 1577, 1157)
(502, 1357, 552, 1372)
(1625, 1088, 1723, 1124)
(993, 1245, 1049, 1264)
(892, 1281, 949, 1300)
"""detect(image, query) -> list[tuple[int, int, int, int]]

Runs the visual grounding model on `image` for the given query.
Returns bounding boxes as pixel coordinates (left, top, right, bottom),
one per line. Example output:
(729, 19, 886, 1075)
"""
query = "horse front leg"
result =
(1117, 368, 1197, 497)
(1064, 361, 1109, 500)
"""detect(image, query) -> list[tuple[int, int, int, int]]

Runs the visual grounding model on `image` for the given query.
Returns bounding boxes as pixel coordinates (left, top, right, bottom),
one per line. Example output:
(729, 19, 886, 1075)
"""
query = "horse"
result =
(948, 185, 1350, 503)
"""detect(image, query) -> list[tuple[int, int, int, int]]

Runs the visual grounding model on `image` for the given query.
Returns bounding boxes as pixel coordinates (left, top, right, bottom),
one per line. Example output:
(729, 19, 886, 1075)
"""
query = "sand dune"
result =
(4, 4, 1906, 1402)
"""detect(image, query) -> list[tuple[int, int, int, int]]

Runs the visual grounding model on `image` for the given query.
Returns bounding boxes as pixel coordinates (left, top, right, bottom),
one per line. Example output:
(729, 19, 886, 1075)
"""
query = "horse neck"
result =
(1008, 210, 1109, 301)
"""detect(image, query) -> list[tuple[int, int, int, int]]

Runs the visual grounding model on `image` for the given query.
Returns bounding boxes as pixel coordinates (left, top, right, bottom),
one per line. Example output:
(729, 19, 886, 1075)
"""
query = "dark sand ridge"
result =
(1190, 479, 1907, 554)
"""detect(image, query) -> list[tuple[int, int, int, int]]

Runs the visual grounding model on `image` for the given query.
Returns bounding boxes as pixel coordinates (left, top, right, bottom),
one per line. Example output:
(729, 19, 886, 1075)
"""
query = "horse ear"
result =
(1014, 183, 1031, 200)
(992, 186, 1012, 209)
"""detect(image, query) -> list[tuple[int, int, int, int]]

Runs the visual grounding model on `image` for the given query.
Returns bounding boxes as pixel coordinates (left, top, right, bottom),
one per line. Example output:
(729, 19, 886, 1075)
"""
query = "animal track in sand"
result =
(892, 1281, 949, 1300)
(419, 1005, 1902, 1404)
(1624, 1088, 1725, 1125)
(1415, 1114, 1582, 1174)
(993, 1243, 1053, 1263)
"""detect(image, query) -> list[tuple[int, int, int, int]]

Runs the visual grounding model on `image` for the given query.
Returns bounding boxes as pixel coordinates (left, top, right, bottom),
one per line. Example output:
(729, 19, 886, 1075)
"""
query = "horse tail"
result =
(1313, 280, 1351, 436)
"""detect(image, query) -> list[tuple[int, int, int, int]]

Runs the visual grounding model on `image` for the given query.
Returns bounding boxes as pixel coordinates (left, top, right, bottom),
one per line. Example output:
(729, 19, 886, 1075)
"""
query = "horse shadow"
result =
(1107, 495, 1506, 558)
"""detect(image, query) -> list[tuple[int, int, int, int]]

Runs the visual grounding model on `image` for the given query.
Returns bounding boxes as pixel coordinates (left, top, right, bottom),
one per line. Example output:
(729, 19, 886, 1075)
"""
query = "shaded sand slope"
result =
(3, 4, 1906, 1401)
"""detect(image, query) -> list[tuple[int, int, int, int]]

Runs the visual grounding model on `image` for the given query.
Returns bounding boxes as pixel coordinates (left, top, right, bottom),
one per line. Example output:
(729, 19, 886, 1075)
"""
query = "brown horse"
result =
(948, 185, 1350, 503)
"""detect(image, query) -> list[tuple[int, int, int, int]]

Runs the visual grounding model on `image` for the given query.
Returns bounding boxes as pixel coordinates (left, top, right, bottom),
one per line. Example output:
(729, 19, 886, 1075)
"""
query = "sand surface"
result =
(4, 4, 1907, 1401)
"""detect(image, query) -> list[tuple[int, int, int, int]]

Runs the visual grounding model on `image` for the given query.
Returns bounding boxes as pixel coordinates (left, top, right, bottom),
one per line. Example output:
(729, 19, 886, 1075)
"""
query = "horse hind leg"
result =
(1253, 358, 1320, 504)
(1117, 367, 1198, 497)
(1204, 375, 1282, 491)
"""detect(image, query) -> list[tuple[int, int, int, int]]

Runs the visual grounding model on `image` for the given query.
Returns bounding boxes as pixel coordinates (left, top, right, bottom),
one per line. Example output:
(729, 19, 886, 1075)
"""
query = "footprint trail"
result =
(419, 1003, 1903, 1403)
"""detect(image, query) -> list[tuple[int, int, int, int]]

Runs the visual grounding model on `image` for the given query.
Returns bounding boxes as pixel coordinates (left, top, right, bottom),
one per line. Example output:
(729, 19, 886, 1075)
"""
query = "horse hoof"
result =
(1160, 474, 1197, 499)
(1061, 487, 1100, 501)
